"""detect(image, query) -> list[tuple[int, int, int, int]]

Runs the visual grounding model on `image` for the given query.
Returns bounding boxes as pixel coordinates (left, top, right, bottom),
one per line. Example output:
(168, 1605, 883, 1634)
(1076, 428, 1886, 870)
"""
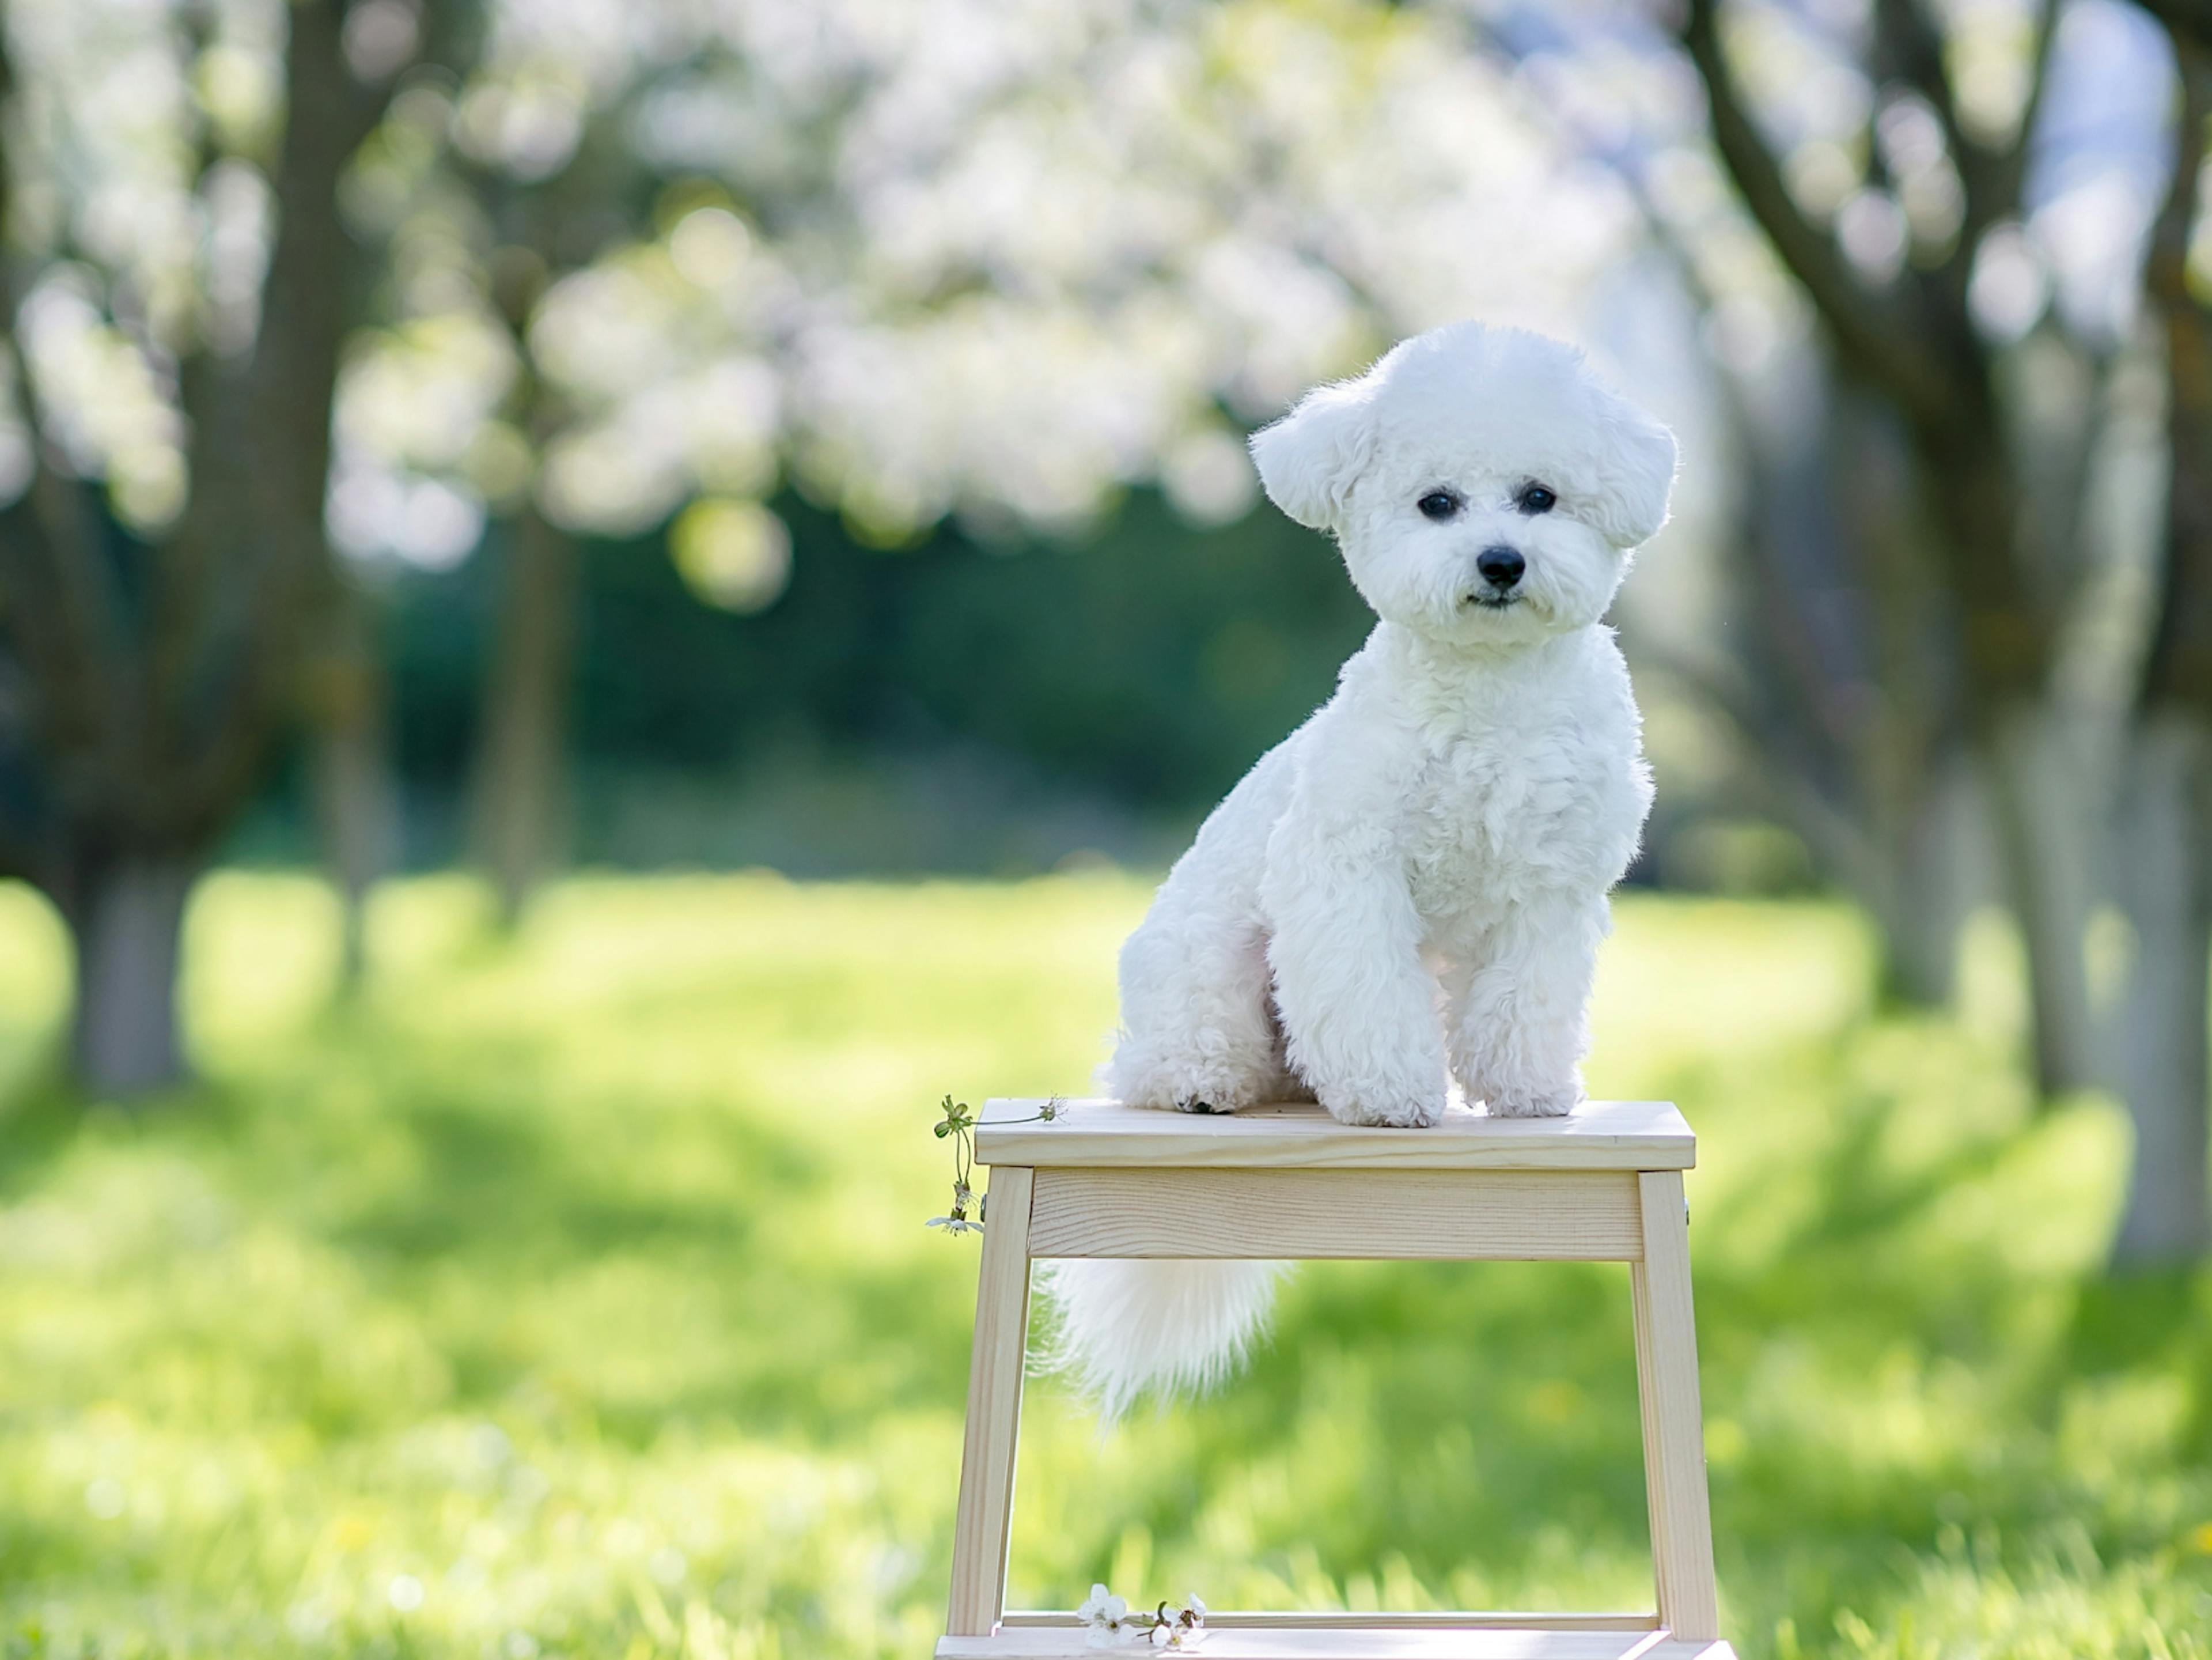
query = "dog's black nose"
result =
(1476, 545, 1525, 588)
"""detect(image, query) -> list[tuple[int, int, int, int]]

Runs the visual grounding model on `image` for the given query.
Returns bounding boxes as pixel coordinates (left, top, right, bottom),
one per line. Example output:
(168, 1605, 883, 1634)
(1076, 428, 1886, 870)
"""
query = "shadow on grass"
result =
(0, 1078, 82, 1198)
(328, 1091, 800, 1264)
(2065, 1268, 2205, 1376)
(1775, 1085, 2027, 1258)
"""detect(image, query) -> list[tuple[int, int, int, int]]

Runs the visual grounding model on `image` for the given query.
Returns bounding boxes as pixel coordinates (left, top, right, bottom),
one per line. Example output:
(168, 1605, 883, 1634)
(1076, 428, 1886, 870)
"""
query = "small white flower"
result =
(1154, 1594, 1207, 1648)
(1079, 1585, 1135, 1646)
(1077, 1586, 1120, 1623)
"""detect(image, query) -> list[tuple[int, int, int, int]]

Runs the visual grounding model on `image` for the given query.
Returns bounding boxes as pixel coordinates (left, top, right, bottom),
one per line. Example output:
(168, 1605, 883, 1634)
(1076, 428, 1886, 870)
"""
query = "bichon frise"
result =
(1048, 322, 1677, 1415)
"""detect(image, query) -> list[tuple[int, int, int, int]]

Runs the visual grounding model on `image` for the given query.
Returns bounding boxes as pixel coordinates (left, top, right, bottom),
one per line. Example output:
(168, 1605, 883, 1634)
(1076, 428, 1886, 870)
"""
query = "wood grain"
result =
(975, 1099, 1695, 1172)
(945, 1166, 1036, 1636)
(1027, 1168, 1645, 1261)
(1630, 1171, 1720, 1643)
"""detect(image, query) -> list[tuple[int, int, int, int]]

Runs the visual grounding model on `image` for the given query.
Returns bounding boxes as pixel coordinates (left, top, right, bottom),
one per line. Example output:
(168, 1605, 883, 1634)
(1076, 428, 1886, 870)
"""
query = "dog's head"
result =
(1248, 323, 1675, 645)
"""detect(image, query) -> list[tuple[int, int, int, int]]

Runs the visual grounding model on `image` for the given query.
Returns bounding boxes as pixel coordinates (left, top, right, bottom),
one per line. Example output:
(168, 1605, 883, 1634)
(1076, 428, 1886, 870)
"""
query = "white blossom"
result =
(1078, 1584, 1135, 1647)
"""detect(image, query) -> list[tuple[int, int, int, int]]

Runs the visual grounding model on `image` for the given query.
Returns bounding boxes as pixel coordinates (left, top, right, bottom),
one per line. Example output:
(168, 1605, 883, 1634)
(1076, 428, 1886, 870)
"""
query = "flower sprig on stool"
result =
(927, 1095, 1065, 1236)
(1077, 1585, 1207, 1648)
(926, 1096, 983, 1235)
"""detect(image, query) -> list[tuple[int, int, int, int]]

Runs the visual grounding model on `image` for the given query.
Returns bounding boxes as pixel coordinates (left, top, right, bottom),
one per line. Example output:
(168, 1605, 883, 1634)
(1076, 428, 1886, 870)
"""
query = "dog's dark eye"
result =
(1417, 490, 1460, 521)
(1517, 483, 1558, 515)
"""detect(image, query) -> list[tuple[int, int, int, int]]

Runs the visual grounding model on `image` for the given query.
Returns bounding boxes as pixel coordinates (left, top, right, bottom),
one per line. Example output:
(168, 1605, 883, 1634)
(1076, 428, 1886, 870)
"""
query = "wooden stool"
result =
(941, 1098, 1732, 1660)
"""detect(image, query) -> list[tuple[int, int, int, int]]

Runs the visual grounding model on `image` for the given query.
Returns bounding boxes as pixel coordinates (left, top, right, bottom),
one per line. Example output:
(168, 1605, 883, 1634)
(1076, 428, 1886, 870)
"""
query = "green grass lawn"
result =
(0, 872, 2207, 1659)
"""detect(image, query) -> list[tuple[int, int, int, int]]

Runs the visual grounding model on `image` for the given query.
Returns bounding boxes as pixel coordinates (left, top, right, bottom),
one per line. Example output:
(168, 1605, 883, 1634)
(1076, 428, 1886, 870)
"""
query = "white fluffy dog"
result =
(1048, 322, 1676, 1416)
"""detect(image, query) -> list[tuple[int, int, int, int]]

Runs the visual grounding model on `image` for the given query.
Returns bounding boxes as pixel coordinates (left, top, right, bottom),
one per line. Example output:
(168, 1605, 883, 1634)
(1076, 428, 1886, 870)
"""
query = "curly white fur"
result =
(1051, 323, 1676, 1416)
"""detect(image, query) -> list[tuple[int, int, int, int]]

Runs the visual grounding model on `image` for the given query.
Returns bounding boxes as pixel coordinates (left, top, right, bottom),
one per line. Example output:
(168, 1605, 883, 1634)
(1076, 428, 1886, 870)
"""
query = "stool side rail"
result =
(1027, 1167, 1646, 1261)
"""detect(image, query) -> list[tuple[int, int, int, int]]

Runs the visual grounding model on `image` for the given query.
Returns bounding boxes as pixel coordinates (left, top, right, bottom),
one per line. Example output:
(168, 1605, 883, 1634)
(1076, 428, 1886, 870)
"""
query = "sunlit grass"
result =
(0, 874, 2207, 1657)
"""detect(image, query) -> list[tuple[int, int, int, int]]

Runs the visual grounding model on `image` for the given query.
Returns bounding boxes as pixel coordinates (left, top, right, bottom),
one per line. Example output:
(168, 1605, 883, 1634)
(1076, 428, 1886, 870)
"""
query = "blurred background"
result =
(3, 0, 2212, 1654)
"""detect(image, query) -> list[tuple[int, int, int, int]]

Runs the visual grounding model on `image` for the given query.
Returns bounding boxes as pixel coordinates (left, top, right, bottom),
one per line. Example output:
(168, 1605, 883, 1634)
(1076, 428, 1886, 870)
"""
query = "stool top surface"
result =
(974, 1098, 1694, 1171)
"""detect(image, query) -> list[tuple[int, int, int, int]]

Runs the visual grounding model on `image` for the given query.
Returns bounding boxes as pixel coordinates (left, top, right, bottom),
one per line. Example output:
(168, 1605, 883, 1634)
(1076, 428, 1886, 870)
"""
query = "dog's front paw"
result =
(1108, 1054, 1273, 1115)
(1319, 1083, 1447, 1128)
(1478, 1083, 1582, 1119)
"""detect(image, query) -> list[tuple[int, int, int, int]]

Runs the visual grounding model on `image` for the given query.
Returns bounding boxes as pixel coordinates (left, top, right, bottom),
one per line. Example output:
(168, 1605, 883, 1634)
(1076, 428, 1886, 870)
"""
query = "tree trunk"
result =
(1870, 753, 1982, 1007)
(309, 579, 400, 988)
(312, 698, 397, 989)
(2113, 27, 2212, 1262)
(471, 505, 576, 927)
(1984, 705, 2100, 1097)
(2113, 712, 2212, 1263)
(68, 850, 195, 1097)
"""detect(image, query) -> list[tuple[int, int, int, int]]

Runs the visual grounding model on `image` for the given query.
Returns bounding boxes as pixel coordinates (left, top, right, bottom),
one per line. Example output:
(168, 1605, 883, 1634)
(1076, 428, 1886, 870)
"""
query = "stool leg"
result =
(947, 1165, 1037, 1636)
(1630, 1169, 1719, 1642)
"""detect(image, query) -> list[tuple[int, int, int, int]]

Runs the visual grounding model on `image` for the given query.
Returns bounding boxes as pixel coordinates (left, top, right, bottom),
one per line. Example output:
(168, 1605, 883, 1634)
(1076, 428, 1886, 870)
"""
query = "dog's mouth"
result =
(1461, 591, 1522, 611)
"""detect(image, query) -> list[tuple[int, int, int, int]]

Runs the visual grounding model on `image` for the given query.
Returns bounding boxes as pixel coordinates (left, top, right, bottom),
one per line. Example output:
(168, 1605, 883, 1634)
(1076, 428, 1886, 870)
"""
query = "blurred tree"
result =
(465, 150, 603, 927)
(306, 578, 398, 989)
(1661, 0, 2210, 1254)
(309, 0, 499, 983)
(0, 0, 419, 1091)
(1675, 357, 1982, 1004)
(336, 3, 802, 921)
(471, 468, 576, 924)
(2116, 24, 2212, 1261)
(1676, 0, 2108, 1095)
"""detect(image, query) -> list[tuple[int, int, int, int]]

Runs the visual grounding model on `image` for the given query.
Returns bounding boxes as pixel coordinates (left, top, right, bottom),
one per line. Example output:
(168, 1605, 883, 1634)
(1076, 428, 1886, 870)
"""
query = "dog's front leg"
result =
(1450, 890, 1608, 1117)
(1261, 812, 1445, 1129)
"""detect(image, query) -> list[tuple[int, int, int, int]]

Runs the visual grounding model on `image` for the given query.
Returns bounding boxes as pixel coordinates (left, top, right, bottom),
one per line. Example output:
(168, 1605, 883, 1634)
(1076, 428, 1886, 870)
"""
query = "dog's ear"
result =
(1585, 386, 1678, 549)
(1248, 375, 1380, 532)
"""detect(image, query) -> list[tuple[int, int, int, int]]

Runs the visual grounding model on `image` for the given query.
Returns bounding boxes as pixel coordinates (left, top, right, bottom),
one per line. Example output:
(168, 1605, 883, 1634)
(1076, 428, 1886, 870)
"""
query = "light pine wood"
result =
(942, 1102, 1726, 1653)
(1027, 1168, 1643, 1260)
(938, 1629, 1734, 1660)
(946, 1165, 1036, 1636)
(1629, 1171, 1720, 1644)
(977, 1099, 1694, 1173)
(1001, 1612, 1658, 1632)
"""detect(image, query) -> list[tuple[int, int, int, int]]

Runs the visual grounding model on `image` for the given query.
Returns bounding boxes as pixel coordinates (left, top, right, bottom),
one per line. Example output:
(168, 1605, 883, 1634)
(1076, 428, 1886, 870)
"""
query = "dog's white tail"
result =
(1040, 1258, 1284, 1419)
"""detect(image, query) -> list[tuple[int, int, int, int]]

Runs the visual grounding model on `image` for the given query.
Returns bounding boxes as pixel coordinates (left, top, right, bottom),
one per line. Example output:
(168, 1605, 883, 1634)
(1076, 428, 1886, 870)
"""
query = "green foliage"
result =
(373, 490, 1374, 871)
(0, 875, 2206, 1658)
